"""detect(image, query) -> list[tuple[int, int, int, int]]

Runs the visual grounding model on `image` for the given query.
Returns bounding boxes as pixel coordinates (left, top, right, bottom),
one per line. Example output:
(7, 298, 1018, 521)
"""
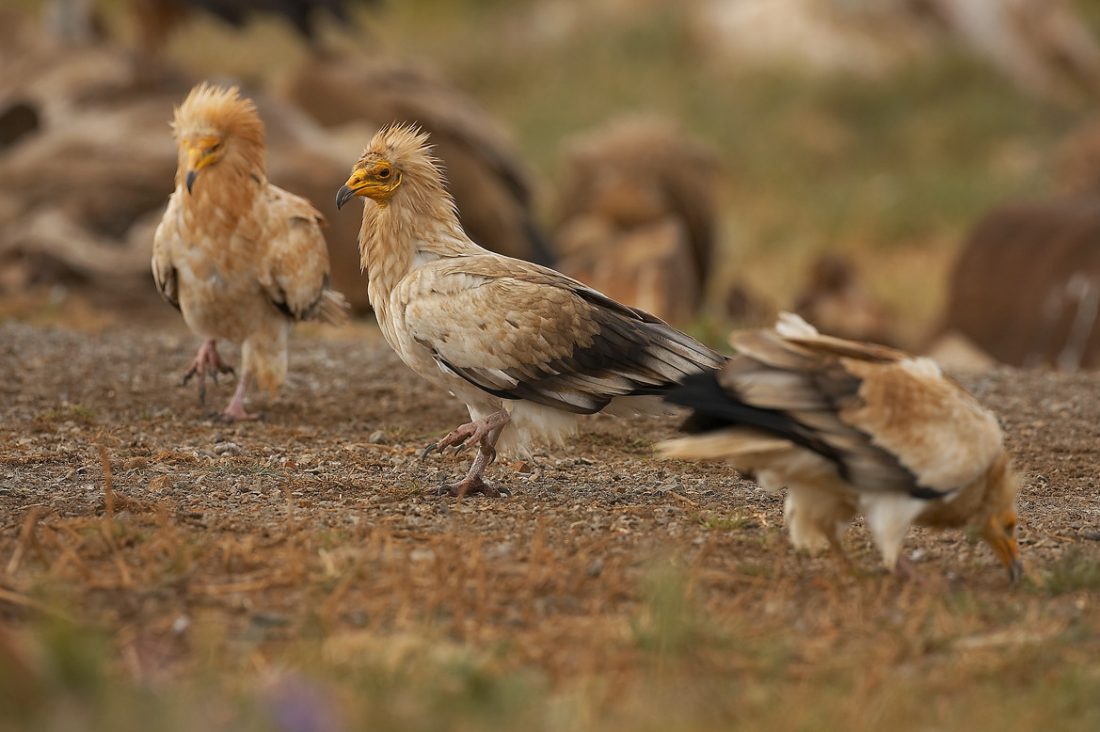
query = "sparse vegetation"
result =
(1042, 551, 1100, 595)
(696, 511, 759, 532)
(2, 324, 1099, 731)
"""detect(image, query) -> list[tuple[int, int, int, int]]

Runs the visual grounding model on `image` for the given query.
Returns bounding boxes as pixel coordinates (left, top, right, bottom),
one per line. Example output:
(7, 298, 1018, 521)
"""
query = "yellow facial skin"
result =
(982, 509, 1023, 582)
(335, 160, 402, 209)
(185, 135, 225, 193)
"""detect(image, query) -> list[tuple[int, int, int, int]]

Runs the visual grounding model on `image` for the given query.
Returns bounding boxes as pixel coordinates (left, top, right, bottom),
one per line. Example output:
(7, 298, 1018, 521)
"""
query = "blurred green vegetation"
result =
(4, 560, 1100, 732)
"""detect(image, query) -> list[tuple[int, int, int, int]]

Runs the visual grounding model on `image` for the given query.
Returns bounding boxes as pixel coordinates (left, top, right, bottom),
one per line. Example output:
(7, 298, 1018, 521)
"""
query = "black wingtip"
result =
(663, 369, 727, 411)
(663, 367, 849, 472)
(663, 370, 744, 434)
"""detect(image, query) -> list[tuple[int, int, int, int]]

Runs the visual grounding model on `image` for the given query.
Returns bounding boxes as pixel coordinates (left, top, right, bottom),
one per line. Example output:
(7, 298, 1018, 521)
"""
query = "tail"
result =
(656, 369, 798, 462)
(662, 368, 842, 463)
(314, 289, 351, 326)
(657, 431, 789, 461)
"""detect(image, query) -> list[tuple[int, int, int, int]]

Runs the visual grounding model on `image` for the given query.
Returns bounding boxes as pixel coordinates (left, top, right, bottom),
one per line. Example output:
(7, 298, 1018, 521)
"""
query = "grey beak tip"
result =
(335, 185, 353, 210)
(186, 170, 197, 194)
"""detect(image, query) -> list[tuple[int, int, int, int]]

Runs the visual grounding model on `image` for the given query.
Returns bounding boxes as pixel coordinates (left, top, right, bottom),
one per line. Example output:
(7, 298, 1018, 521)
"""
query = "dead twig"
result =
(98, 442, 114, 523)
(96, 441, 133, 587)
(0, 586, 70, 620)
(5, 506, 44, 578)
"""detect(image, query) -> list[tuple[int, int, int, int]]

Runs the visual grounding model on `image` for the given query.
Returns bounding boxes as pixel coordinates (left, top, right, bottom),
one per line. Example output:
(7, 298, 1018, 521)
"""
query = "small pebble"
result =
(214, 442, 241, 456)
(251, 612, 289, 628)
(367, 430, 387, 444)
(654, 479, 680, 494)
(1082, 529, 1100, 541)
(487, 541, 513, 560)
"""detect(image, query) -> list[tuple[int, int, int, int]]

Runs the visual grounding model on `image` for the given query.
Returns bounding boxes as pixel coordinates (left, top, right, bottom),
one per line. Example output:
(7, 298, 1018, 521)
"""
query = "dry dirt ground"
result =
(1, 311, 1100, 730)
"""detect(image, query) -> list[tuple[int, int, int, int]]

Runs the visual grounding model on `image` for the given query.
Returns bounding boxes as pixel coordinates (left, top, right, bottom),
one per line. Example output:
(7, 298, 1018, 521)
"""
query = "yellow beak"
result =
(336, 170, 367, 210)
(185, 145, 218, 194)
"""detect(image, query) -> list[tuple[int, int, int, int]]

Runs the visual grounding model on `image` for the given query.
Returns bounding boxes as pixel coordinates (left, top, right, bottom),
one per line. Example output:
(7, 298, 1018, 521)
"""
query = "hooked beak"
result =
(185, 144, 213, 195)
(335, 184, 356, 210)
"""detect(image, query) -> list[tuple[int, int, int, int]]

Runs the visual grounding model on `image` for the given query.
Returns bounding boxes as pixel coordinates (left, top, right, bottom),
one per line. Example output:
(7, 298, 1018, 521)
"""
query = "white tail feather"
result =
(775, 312, 818, 339)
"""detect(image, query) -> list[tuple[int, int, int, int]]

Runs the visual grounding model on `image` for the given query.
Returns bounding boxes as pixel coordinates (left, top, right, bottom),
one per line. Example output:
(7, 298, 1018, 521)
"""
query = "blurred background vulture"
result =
(793, 253, 895, 346)
(132, 0, 379, 54)
(551, 116, 721, 326)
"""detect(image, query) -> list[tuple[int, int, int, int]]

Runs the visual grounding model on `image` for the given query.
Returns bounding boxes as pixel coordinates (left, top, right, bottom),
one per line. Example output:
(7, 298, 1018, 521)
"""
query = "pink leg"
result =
(220, 371, 259, 422)
(422, 411, 511, 497)
(181, 339, 235, 404)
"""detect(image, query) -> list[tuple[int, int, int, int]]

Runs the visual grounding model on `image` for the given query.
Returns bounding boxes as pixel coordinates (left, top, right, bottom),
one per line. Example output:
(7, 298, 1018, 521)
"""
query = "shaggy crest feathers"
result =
(172, 83, 265, 170)
(361, 122, 435, 166)
(355, 123, 470, 281)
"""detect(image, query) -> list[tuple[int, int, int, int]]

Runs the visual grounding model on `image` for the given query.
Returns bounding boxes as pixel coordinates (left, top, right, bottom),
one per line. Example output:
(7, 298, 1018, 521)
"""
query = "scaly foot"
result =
(434, 473, 511, 498)
(181, 339, 235, 405)
(421, 411, 511, 459)
(423, 411, 511, 497)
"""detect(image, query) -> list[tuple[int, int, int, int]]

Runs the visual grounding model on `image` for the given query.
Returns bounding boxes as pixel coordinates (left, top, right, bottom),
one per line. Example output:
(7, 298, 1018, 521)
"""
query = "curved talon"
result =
(420, 443, 439, 461)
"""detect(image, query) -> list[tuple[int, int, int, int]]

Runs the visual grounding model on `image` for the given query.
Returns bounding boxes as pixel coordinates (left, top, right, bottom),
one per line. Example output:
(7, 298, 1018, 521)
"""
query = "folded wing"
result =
(259, 188, 347, 323)
(401, 255, 725, 414)
(152, 195, 181, 311)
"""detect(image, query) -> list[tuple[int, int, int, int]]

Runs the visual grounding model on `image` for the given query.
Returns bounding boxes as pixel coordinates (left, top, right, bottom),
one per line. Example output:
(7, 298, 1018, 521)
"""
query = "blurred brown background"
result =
(5, 0, 1100, 368)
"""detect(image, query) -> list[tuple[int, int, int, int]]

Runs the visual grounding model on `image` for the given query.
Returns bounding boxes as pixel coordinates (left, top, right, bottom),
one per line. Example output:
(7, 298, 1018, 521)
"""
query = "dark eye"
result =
(377, 167, 391, 179)
(208, 142, 222, 153)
